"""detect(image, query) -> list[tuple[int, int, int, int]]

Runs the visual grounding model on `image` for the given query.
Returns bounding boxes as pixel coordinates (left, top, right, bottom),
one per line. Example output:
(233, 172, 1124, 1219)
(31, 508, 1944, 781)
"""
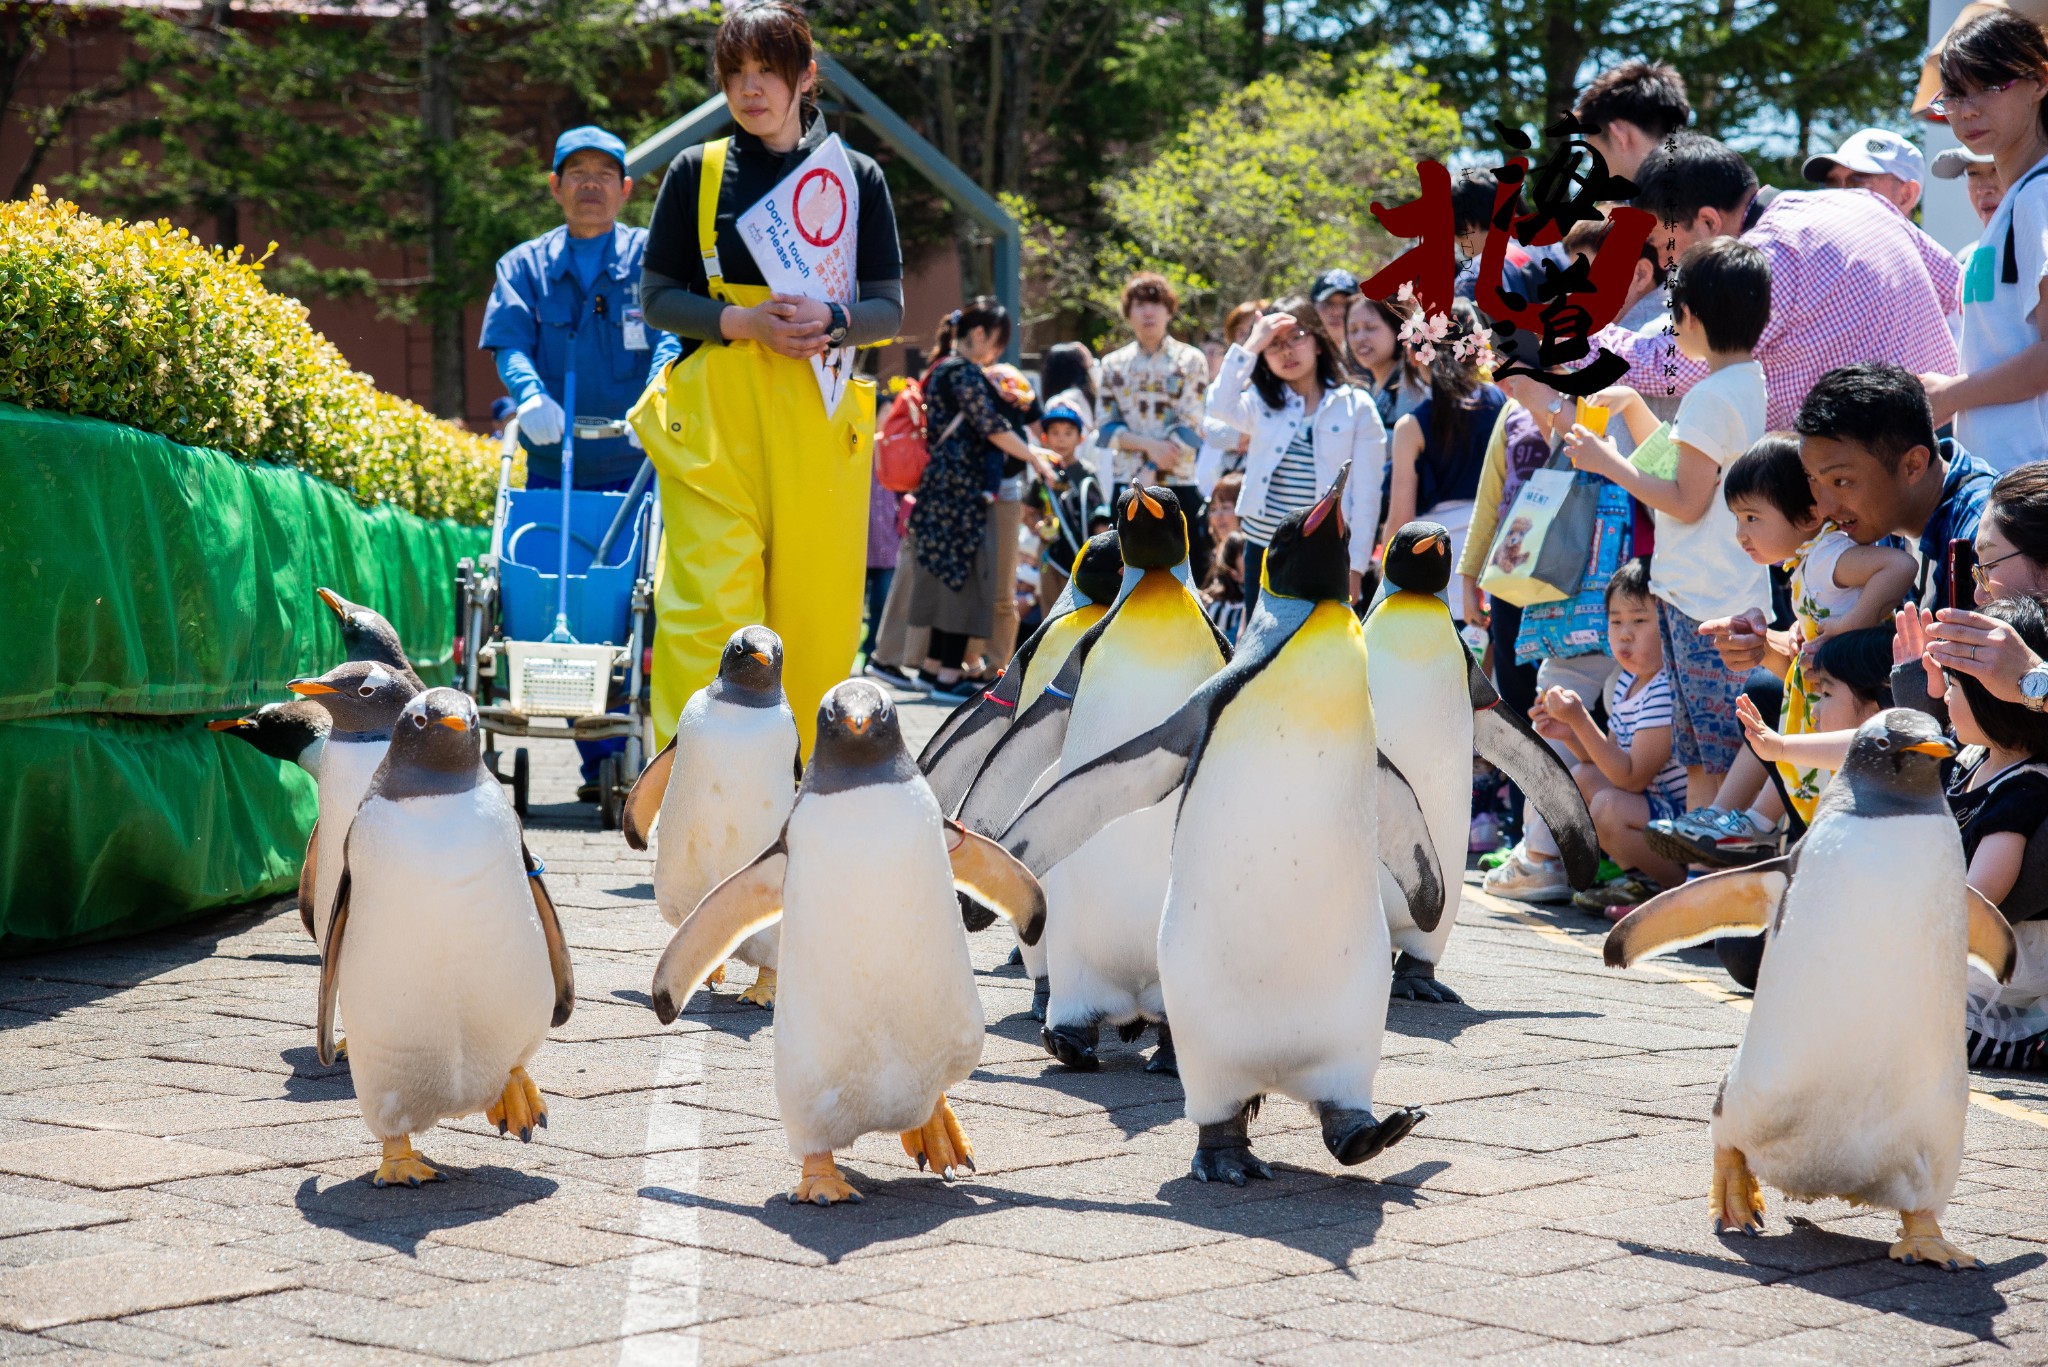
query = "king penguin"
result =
(1002, 470, 1443, 1183)
(208, 700, 331, 779)
(1364, 522, 1599, 1003)
(649, 680, 1045, 1205)
(319, 688, 574, 1186)
(1606, 709, 2017, 1268)
(318, 586, 424, 690)
(958, 486, 1230, 1074)
(622, 626, 797, 1008)
(288, 661, 420, 948)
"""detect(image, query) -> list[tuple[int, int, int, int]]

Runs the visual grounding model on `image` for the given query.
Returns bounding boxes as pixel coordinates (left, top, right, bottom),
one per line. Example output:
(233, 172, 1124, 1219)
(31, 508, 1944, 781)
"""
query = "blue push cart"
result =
(455, 413, 660, 828)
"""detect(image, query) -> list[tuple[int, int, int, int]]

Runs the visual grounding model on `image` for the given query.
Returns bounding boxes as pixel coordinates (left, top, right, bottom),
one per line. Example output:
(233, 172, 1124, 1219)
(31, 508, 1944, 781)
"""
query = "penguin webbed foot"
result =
(1004, 944, 1024, 969)
(1029, 977, 1049, 1022)
(1146, 1021, 1178, 1077)
(1116, 1018, 1147, 1044)
(1709, 1145, 1766, 1237)
(899, 1095, 976, 1180)
(1891, 1212, 1979, 1271)
(373, 1137, 443, 1189)
(1190, 1107, 1270, 1187)
(1321, 1104, 1423, 1166)
(1042, 1021, 1100, 1071)
(484, 1065, 548, 1142)
(737, 966, 777, 1009)
(1390, 953, 1463, 1004)
(706, 963, 727, 986)
(332, 1037, 348, 1063)
(791, 1152, 861, 1205)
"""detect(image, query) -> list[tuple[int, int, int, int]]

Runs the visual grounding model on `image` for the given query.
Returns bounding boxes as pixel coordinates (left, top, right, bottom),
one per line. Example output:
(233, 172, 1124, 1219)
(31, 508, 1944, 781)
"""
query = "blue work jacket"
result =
(479, 223, 680, 486)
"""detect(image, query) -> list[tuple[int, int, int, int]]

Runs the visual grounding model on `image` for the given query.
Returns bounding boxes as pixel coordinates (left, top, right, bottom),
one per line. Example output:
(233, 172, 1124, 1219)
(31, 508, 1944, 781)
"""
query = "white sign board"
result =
(735, 132, 859, 417)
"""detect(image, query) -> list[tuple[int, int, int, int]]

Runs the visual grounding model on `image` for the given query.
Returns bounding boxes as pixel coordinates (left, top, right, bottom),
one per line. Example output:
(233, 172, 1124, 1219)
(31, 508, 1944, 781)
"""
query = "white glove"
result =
(516, 392, 565, 446)
(625, 423, 644, 451)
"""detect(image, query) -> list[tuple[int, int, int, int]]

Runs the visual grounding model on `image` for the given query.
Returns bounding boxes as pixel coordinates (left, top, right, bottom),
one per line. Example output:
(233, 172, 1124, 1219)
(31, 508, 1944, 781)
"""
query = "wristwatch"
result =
(2021, 662, 2048, 712)
(824, 302, 849, 348)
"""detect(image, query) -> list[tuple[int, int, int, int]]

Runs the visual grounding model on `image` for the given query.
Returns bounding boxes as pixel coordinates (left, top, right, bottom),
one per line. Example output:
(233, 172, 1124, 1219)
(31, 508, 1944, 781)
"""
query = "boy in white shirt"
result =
(1564, 236, 1772, 808)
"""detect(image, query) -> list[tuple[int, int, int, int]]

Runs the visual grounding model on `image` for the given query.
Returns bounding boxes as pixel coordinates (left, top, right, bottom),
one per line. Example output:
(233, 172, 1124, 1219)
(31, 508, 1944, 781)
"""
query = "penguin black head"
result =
(1071, 531, 1124, 605)
(1262, 466, 1352, 602)
(1833, 708, 1957, 814)
(1383, 521, 1454, 596)
(318, 587, 414, 677)
(379, 688, 484, 797)
(206, 698, 330, 765)
(805, 679, 917, 793)
(1115, 485, 1188, 570)
(288, 660, 420, 736)
(713, 625, 785, 704)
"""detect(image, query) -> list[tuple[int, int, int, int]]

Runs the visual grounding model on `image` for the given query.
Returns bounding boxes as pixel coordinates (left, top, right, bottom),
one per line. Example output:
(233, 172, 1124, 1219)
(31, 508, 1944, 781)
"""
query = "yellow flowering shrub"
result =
(0, 189, 497, 523)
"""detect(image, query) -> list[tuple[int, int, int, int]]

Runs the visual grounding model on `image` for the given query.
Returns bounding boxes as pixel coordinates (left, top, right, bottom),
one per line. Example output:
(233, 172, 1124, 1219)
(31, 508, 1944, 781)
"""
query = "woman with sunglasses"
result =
(1204, 296, 1383, 612)
(1920, 9, 2048, 471)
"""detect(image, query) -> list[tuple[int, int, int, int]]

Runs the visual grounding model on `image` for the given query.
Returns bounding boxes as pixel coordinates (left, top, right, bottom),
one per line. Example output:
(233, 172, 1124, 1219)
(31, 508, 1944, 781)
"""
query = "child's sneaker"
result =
(1572, 873, 1662, 915)
(1482, 845, 1572, 902)
(1645, 807, 1780, 870)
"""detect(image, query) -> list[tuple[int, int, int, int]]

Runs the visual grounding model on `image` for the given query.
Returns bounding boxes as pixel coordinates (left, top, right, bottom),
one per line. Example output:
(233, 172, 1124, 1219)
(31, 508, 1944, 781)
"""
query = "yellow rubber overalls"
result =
(629, 138, 876, 756)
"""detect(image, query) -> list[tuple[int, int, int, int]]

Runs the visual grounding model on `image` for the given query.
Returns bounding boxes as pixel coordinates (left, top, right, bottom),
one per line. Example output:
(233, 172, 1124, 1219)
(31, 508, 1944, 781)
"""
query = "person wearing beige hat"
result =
(1803, 128, 1926, 214)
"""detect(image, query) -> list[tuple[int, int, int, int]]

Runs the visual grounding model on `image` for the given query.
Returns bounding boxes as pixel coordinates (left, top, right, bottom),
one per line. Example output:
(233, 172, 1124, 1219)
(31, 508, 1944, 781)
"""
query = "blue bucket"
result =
(498, 489, 647, 645)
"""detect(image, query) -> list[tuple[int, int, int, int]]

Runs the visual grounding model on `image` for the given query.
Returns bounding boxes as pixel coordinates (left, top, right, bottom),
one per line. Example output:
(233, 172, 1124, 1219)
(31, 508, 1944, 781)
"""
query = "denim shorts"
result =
(1655, 597, 1746, 775)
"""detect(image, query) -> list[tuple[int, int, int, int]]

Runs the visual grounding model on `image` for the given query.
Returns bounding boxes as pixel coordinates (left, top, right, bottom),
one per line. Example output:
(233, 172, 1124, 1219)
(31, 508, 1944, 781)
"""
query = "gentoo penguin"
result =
(1364, 523, 1599, 1003)
(1002, 470, 1441, 1182)
(1606, 709, 2016, 1268)
(959, 486, 1229, 1073)
(649, 680, 1044, 1205)
(319, 688, 574, 1186)
(919, 531, 1125, 812)
(288, 661, 420, 948)
(622, 626, 797, 1008)
(208, 700, 331, 779)
(920, 529, 1123, 1018)
(318, 586, 425, 689)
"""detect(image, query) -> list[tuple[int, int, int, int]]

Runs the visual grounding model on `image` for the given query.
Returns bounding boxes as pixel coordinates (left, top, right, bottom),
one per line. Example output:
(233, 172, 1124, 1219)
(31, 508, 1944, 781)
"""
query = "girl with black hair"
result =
(1204, 294, 1384, 612)
(1382, 300, 1504, 611)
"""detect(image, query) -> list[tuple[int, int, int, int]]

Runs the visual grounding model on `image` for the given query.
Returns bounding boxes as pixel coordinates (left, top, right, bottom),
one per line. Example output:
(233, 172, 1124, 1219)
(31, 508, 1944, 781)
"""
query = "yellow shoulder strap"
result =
(698, 137, 730, 297)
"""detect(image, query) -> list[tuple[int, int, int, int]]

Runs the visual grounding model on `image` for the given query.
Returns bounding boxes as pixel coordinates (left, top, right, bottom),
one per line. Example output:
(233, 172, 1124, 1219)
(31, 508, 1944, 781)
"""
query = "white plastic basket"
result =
(501, 641, 619, 718)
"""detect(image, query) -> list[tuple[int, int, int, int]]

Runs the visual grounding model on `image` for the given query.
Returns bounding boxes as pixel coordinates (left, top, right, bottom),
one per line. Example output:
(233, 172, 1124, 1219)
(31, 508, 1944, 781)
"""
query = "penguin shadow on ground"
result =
(0, 896, 291, 1022)
(1384, 997, 1602, 1044)
(292, 1166, 560, 1254)
(1625, 1235, 2043, 1344)
(277, 1044, 354, 1101)
(609, 882, 655, 902)
(608, 983, 777, 1041)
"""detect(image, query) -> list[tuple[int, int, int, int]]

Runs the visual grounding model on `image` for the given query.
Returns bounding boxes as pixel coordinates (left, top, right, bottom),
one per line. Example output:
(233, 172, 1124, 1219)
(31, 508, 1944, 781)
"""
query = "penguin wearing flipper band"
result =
(1365, 521, 1600, 1003)
(1000, 466, 1441, 1182)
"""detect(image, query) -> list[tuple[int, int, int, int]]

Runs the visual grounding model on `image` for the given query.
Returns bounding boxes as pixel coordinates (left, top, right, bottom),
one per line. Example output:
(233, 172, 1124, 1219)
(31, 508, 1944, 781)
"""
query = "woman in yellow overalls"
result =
(631, 0, 903, 753)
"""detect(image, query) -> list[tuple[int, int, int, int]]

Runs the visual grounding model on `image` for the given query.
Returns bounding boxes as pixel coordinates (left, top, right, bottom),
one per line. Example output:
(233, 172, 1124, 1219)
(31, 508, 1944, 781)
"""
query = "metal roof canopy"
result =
(626, 52, 1021, 361)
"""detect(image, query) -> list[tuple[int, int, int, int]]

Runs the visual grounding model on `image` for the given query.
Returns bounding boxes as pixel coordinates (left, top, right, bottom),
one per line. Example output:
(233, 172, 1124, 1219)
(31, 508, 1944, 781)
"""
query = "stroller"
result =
(455, 413, 659, 828)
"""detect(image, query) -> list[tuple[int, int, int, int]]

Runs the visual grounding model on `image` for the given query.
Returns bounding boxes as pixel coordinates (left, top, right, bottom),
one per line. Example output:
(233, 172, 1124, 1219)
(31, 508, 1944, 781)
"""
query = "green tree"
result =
(1081, 54, 1458, 333)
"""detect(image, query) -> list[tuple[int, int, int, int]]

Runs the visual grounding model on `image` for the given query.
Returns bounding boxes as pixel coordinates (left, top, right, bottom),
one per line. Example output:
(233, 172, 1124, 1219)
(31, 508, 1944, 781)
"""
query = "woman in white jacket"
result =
(1205, 295, 1386, 610)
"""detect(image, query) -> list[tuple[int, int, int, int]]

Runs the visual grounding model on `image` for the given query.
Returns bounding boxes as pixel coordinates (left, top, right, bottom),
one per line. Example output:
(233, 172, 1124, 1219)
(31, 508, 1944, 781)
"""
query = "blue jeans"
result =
(522, 468, 639, 787)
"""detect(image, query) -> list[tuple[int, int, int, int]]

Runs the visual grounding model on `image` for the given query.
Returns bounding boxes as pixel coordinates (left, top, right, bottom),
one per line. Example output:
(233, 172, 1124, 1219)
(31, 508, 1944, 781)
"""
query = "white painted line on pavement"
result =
(617, 1021, 706, 1367)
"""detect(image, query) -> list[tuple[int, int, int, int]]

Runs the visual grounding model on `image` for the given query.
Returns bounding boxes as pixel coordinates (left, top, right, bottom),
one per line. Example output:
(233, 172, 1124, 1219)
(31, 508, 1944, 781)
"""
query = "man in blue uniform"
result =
(481, 126, 678, 798)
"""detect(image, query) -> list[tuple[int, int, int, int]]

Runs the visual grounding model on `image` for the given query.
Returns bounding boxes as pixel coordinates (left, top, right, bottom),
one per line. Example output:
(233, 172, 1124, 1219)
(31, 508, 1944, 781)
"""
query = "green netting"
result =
(0, 713, 315, 953)
(0, 403, 486, 722)
(0, 404, 487, 949)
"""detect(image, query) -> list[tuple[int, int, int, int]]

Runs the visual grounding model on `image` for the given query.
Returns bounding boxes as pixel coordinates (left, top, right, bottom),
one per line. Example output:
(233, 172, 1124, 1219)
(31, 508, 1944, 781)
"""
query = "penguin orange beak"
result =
(1415, 531, 1448, 554)
(437, 714, 470, 731)
(206, 718, 248, 732)
(1303, 487, 1346, 538)
(748, 650, 772, 666)
(316, 587, 346, 620)
(1134, 486, 1164, 520)
(1906, 738, 1958, 757)
(845, 714, 871, 736)
(288, 679, 336, 696)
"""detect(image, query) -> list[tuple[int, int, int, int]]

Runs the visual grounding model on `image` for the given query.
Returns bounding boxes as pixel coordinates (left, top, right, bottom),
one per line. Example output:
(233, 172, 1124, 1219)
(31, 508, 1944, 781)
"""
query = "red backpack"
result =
(874, 372, 963, 494)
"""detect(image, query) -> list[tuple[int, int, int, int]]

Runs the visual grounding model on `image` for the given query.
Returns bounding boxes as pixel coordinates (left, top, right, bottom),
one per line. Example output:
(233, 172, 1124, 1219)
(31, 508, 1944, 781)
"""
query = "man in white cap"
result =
(1802, 128, 1925, 215)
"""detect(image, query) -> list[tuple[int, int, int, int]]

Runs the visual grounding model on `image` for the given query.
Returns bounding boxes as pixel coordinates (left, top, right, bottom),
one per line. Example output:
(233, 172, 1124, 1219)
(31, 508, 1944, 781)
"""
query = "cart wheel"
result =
(513, 748, 530, 819)
(598, 753, 622, 830)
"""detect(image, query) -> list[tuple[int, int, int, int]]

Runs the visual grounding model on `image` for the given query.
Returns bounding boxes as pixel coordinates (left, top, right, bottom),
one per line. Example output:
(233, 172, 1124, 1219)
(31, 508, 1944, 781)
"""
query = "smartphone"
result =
(1949, 538, 1978, 612)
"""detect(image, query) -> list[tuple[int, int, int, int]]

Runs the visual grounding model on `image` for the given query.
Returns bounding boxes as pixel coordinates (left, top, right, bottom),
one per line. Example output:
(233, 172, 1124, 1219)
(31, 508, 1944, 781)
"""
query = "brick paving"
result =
(6, 695, 2048, 1361)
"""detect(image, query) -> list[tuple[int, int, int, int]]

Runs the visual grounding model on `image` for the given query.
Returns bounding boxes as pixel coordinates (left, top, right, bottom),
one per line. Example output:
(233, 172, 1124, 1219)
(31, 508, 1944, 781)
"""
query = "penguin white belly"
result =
(1043, 585, 1223, 1027)
(1716, 813, 1968, 1214)
(337, 787, 555, 1140)
(312, 737, 389, 944)
(653, 694, 799, 945)
(1161, 606, 1389, 1124)
(1365, 595, 1475, 965)
(773, 785, 983, 1157)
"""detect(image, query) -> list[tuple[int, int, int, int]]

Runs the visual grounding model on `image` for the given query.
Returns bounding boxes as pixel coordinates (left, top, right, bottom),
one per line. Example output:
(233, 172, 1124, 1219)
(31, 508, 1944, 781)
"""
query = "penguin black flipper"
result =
(1967, 885, 2019, 984)
(1468, 655, 1600, 890)
(317, 860, 353, 1066)
(1378, 756, 1446, 934)
(1605, 859, 1792, 968)
(299, 825, 319, 942)
(522, 842, 576, 1027)
(651, 835, 788, 1024)
(955, 611, 1112, 836)
(1000, 705, 1208, 877)
(621, 736, 676, 851)
(920, 636, 1042, 813)
(944, 820, 1047, 945)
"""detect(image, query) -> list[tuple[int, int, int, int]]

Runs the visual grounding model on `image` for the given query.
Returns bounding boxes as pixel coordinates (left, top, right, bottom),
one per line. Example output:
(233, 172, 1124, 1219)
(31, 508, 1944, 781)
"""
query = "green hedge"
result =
(0, 189, 497, 524)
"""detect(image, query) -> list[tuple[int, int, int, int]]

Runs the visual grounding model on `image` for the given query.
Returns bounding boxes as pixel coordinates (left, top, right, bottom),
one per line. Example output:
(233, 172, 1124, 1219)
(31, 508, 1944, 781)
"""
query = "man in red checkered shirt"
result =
(1596, 133, 1961, 428)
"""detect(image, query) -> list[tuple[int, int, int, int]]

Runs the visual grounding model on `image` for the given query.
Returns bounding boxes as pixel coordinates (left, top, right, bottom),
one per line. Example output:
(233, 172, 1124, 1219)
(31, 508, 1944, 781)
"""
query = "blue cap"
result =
(1043, 403, 1085, 429)
(553, 126, 627, 174)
